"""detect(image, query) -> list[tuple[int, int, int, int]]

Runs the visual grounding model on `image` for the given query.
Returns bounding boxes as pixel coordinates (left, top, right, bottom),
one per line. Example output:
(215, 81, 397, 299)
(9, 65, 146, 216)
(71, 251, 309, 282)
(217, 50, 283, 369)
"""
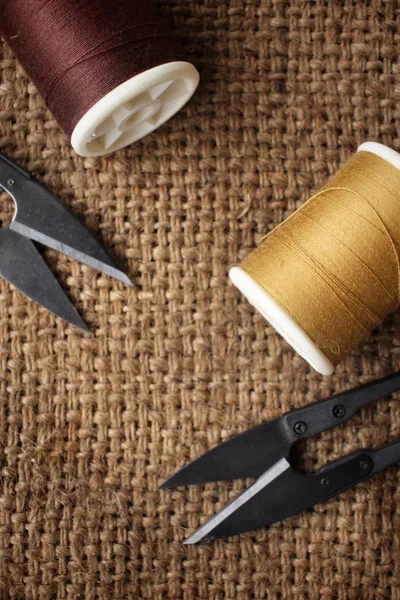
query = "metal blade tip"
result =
(181, 459, 291, 543)
(86, 260, 133, 286)
(64, 311, 90, 332)
(183, 531, 213, 544)
(111, 270, 133, 287)
(183, 522, 218, 545)
(158, 474, 182, 490)
(75, 319, 90, 332)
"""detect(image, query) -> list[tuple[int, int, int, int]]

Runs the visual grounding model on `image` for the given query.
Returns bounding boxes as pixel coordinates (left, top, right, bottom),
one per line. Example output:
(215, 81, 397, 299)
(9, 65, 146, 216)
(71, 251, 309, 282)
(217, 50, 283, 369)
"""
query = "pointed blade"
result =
(184, 451, 375, 543)
(0, 229, 88, 330)
(0, 154, 131, 285)
(10, 180, 132, 285)
(184, 459, 292, 543)
(160, 418, 291, 488)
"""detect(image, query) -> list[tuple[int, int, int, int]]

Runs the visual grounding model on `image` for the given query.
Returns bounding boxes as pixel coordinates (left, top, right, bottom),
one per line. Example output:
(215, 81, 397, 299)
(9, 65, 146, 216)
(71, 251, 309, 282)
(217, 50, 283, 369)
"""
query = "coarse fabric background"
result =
(0, 0, 400, 598)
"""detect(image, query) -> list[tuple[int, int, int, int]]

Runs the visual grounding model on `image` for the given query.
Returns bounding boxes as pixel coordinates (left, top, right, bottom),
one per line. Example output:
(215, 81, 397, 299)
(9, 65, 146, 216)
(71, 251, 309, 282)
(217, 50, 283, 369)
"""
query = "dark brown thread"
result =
(0, 0, 185, 136)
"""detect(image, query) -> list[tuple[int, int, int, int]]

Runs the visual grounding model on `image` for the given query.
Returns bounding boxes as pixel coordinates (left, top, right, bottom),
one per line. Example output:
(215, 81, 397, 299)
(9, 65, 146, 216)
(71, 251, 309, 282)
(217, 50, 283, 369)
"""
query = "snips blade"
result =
(160, 417, 291, 488)
(0, 228, 88, 330)
(184, 448, 380, 543)
(162, 372, 400, 490)
(0, 153, 132, 285)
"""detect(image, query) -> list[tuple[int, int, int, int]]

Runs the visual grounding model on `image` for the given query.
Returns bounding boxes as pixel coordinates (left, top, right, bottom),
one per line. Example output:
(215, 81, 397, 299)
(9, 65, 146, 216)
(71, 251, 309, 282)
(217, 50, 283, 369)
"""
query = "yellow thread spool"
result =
(230, 142, 400, 375)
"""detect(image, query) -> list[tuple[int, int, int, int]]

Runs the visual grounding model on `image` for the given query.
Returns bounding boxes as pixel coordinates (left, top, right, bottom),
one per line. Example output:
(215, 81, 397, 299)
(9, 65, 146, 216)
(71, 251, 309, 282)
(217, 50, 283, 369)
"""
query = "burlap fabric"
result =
(0, 1, 399, 598)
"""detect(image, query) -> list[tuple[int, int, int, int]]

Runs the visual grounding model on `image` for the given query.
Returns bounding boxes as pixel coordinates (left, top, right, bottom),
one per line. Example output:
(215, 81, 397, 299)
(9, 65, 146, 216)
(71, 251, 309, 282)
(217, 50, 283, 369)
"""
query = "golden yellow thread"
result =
(240, 151, 400, 366)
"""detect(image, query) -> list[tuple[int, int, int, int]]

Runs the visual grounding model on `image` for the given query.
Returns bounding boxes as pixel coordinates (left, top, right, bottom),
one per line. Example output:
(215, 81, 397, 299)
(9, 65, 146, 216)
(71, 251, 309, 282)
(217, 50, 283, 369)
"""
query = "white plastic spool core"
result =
(230, 142, 400, 375)
(71, 61, 199, 157)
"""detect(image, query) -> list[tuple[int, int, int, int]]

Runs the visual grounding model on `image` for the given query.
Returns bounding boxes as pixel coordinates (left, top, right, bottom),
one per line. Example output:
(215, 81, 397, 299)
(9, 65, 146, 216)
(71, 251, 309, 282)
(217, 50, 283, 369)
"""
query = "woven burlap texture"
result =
(0, 0, 400, 598)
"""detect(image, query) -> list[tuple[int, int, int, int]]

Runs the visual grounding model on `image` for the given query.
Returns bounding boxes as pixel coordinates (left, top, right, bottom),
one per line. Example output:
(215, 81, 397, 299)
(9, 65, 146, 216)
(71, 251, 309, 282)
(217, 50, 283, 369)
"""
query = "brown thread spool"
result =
(0, 0, 199, 157)
(230, 142, 400, 375)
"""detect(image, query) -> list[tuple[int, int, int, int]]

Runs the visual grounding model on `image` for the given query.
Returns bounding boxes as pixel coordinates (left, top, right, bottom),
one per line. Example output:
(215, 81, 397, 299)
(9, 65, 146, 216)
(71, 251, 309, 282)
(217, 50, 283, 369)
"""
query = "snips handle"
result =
(314, 439, 400, 503)
(284, 371, 400, 440)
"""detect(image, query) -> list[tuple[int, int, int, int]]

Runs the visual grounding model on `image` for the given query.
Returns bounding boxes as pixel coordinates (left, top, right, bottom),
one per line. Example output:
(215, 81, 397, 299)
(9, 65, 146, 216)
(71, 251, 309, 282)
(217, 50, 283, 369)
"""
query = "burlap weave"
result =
(0, 1, 399, 598)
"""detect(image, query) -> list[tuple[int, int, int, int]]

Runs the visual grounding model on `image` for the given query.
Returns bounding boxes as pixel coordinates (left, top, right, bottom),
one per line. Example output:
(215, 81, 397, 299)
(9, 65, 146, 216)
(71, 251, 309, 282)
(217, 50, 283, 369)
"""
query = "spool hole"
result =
(122, 104, 160, 130)
(0, 190, 16, 228)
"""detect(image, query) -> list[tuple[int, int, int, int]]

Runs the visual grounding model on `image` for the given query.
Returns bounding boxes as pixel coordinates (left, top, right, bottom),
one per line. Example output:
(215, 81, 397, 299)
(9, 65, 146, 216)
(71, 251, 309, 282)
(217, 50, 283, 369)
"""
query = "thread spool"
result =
(0, 0, 199, 157)
(230, 142, 400, 375)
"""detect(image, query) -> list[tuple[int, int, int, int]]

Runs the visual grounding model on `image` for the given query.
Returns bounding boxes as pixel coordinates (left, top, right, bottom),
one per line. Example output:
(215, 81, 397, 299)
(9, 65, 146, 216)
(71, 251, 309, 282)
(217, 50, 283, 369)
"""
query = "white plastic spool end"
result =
(229, 267, 335, 375)
(230, 142, 400, 375)
(71, 61, 200, 157)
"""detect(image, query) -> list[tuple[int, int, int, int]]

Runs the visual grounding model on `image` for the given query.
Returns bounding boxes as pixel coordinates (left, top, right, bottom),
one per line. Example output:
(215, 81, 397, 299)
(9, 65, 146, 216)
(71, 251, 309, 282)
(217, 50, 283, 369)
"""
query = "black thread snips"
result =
(0, 152, 131, 329)
(161, 372, 400, 543)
